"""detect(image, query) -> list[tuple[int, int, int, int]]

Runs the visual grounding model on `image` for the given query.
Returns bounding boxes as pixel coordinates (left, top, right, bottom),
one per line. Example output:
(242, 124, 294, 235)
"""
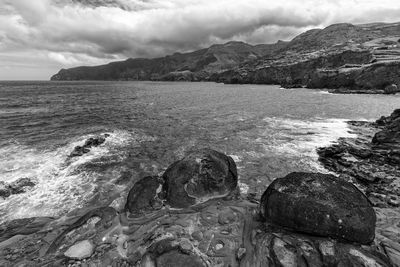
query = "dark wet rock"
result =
(0, 149, 395, 266)
(260, 172, 376, 244)
(162, 148, 238, 208)
(124, 176, 164, 215)
(142, 239, 205, 267)
(0, 217, 54, 243)
(46, 206, 117, 255)
(318, 109, 400, 266)
(384, 84, 399, 94)
(69, 134, 109, 157)
(9, 178, 36, 194)
(372, 109, 400, 148)
(0, 178, 36, 199)
(0, 182, 11, 198)
(70, 146, 90, 157)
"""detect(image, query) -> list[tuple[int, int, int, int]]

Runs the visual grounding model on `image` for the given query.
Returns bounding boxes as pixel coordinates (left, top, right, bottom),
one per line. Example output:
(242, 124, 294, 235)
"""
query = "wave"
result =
(260, 117, 356, 171)
(0, 130, 155, 224)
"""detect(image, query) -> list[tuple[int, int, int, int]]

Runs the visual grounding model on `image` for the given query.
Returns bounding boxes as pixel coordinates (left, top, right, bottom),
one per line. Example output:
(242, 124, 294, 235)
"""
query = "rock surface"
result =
(162, 148, 238, 208)
(124, 176, 163, 215)
(260, 172, 376, 244)
(318, 108, 400, 266)
(69, 134, 109, 157)
(0, 178, 36, 199)
(0, 148, 396, 266)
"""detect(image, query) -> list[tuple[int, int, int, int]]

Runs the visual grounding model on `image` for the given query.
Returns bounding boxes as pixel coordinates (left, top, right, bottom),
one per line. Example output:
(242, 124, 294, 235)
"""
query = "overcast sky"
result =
(1, 0, 400, 80)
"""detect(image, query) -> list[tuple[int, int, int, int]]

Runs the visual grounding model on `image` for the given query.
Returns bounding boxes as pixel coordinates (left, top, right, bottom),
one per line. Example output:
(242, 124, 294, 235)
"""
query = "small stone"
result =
(215, 243, 224, 251)
(191, 231, 203, 241)
(388, 198, 400, 207)
(236, 247, 246, 260)
(179, 239, 193, 254)
(64, 240, 95, 260)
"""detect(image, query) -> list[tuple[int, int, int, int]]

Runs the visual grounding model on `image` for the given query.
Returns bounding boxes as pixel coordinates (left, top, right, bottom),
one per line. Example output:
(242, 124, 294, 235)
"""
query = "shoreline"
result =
(0, 107, 399, 266)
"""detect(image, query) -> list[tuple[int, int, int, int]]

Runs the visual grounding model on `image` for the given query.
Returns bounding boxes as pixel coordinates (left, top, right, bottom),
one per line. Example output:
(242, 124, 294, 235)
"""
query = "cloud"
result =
(1, 0, 400, 79)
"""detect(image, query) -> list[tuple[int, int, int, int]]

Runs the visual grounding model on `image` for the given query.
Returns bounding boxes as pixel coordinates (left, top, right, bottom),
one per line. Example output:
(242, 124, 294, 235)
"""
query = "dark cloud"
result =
(0, 0, 400, 79)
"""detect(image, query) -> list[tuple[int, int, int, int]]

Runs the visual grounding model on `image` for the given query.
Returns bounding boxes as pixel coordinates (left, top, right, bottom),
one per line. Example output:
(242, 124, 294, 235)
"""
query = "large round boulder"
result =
(260, 172, 376, 244)
(162, 148, 238, 208)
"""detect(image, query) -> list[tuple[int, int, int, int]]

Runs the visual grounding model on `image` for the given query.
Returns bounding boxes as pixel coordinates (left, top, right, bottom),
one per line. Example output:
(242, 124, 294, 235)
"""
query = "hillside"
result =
(51, 41, 286, 81)
(51, 22, 400, 93)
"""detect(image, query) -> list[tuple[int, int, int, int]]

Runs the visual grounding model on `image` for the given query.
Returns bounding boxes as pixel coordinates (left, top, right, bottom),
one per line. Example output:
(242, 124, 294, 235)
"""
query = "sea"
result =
(0, 81, 399, 223)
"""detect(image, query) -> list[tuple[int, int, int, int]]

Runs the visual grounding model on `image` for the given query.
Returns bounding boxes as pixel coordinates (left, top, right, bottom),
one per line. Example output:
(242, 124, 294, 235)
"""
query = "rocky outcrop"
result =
(0, 148, 396, 266)
(69, 134, 110, 157)
(260, 172, 376, 244)
(0, 178, 36, 199)
(213, 50, 374, 85)
(318, 109, 400, 266)
(307, 61, 400, 93)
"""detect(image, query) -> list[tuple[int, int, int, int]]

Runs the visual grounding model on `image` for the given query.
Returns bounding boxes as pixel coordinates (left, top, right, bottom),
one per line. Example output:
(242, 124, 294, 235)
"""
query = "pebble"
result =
(179, 239, 193, 254)
(191, 231, 203, 241)
(236, 247, 246, 260)
(388, 198, 400, 207)
(64, 240, 95, 260)
(215, 243, 224, 250)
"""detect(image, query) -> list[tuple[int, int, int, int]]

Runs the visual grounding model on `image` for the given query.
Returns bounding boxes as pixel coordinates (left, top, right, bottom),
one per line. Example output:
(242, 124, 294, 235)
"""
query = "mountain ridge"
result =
(51, 21, 400, 93)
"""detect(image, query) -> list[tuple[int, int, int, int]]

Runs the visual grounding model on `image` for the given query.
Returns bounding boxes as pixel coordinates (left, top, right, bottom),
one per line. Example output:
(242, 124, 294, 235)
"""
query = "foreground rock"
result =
(318, 109, 400, 266)
(260, 172, 376, 244)
(69, 134, 110, 157)
(0, 149, 394, 266)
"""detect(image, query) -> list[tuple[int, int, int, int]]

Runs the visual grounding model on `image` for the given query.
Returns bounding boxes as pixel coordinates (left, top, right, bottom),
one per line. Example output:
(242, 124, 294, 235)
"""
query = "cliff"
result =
(51, 22, 400, 93)
(51, 41, 286, 81)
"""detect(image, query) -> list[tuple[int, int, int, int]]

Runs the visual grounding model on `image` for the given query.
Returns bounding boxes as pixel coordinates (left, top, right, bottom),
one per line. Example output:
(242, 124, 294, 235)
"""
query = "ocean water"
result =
(0, 81, 399, 223)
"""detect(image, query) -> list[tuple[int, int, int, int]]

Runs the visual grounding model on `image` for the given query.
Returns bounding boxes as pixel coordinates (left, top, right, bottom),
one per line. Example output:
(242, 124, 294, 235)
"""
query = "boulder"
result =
(0, 178, 36, 199)
(384, 84, 399, 94)
(69, 134, 110, 157)
(162, 148, 238, 208)
(9, 178, 36, 194)
(125, 176, 164, 214)
(260, 172, 376, 244)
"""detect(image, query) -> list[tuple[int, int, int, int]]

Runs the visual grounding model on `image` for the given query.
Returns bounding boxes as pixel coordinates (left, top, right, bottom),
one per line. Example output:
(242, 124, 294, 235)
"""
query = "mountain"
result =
(51, 41, 286, 81)
(51, 22, 400, 93)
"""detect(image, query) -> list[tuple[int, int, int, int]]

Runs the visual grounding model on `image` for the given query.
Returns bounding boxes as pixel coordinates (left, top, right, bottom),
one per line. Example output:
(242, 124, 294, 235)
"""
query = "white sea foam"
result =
(0, 130, 154, 223)
(261, 117, 357, 170)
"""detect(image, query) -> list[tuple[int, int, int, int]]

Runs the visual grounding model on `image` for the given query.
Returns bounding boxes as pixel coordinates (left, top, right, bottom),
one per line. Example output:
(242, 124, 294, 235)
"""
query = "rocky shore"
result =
(0, 135, 398, 266)
(318, 109, 400, 266)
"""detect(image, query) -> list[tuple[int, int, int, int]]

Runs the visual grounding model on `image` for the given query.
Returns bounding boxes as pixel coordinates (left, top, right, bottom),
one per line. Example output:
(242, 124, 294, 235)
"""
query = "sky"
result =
(1, 0, 400, 80)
